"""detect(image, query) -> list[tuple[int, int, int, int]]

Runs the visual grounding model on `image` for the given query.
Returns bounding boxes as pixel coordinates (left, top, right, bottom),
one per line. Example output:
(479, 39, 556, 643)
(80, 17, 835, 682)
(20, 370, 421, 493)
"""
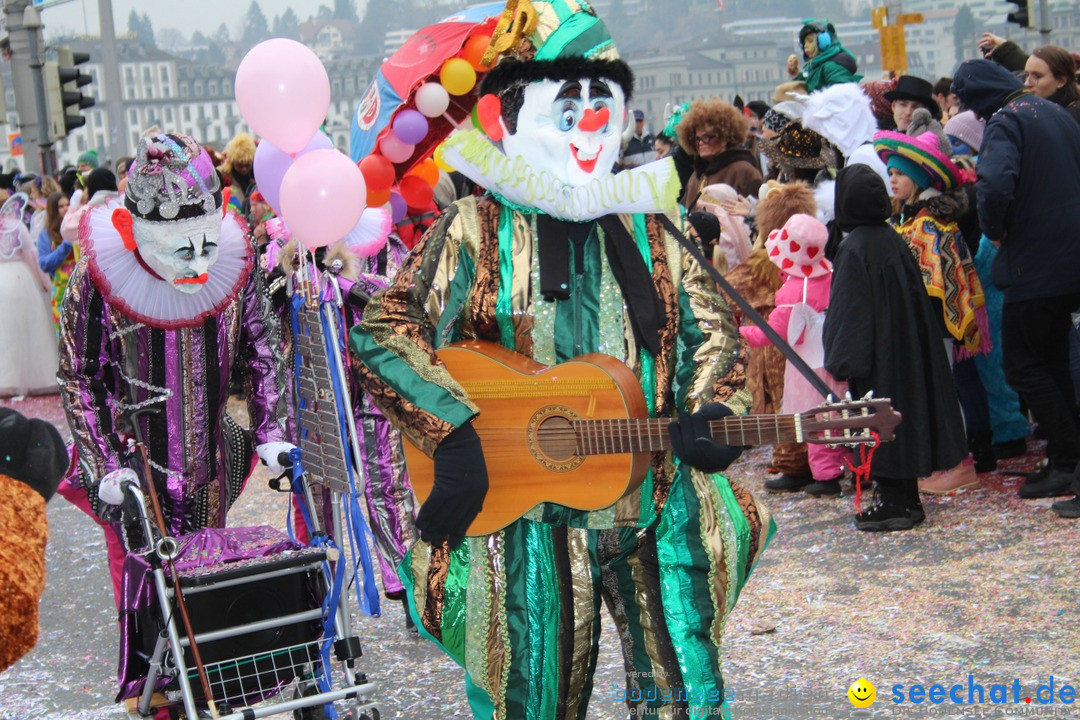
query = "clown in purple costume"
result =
(57, 133, 291, 609)
(342, 234, 419, 598)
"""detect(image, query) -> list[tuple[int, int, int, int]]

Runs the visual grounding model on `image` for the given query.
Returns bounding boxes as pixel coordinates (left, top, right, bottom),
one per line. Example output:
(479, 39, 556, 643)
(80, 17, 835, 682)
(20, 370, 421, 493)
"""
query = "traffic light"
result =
(1006, 0, 1035, 29)
(45, 45, 95, 142)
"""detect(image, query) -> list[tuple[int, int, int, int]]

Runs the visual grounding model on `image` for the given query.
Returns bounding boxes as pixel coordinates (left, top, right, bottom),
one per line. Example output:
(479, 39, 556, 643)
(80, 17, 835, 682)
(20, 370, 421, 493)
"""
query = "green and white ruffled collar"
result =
(441, 129, 681, 221)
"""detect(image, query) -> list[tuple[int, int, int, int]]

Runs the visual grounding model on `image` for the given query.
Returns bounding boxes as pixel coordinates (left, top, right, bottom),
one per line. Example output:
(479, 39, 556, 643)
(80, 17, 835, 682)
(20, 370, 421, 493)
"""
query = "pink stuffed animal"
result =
(739, 213, 850, 484)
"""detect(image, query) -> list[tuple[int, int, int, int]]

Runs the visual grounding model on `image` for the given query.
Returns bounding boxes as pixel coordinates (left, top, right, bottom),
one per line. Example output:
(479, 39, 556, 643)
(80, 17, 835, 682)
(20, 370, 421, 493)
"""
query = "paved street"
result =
(1, 393, 1077, 720)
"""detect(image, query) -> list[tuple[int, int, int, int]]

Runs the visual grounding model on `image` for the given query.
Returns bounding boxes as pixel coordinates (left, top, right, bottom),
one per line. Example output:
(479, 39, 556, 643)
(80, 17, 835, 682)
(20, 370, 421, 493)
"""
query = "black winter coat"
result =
(952, 60, 1080, 303)
(823, 165, 968, 480)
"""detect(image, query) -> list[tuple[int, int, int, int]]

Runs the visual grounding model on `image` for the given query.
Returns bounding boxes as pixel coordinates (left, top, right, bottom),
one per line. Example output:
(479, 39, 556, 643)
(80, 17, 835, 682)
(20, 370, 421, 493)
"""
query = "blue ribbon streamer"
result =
(319, 300, 381, 618)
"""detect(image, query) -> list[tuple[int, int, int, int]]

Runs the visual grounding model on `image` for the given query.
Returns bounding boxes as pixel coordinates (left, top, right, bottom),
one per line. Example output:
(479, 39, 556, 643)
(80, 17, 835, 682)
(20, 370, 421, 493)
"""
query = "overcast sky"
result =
(39, 0, 371, 40)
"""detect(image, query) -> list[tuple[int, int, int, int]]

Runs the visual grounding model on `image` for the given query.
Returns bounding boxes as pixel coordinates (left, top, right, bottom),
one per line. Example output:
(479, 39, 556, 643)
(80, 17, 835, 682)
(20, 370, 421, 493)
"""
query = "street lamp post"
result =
(4, 0, 43, 173)
(97, 0, 126, 163)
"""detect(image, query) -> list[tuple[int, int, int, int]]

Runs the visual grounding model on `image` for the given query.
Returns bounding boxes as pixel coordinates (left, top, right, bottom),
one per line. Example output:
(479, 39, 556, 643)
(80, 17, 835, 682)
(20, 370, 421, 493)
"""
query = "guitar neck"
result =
(573, 414, 806, 455)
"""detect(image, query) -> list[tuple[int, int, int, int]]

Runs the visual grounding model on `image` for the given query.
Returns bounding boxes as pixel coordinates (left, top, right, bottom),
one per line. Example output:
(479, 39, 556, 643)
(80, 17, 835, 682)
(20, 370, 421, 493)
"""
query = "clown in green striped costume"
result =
(349, 2, 774, 718)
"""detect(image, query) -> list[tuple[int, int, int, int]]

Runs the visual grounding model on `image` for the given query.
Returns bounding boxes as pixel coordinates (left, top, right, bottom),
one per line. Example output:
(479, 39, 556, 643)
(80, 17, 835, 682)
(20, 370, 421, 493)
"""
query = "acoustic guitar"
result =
(401, 340, 901, 535)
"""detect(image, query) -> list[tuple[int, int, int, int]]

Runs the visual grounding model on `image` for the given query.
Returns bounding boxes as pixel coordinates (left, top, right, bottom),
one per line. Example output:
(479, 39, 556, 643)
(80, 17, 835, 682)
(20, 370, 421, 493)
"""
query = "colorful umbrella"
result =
(349, 2, 505, 167)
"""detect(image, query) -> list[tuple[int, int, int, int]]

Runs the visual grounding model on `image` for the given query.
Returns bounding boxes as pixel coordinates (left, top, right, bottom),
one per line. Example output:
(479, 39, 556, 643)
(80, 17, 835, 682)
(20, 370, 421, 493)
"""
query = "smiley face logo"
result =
(848, 678, 876, 708)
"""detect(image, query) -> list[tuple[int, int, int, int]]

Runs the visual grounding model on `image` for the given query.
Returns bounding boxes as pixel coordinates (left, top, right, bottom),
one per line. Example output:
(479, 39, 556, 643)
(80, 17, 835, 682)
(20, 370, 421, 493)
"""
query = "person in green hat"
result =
(76, 149, 99, 174)
(784, 19, 861, 93)
(350, 1, 772, 718)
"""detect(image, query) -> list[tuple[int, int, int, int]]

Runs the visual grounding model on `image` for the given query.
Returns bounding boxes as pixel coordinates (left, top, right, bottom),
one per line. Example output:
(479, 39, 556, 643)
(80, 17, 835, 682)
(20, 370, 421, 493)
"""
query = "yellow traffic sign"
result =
(871, 6, 887, 28)
(880, 24, 908, 73)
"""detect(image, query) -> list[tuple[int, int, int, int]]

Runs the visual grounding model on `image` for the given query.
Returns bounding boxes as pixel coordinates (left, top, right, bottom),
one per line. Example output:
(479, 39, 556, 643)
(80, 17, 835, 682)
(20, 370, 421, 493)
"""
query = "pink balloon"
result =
(235, 39, 330, 154)
(253, 131, 334, 214)
(380, 133, 415, 164)
(279, 150, 367, 250)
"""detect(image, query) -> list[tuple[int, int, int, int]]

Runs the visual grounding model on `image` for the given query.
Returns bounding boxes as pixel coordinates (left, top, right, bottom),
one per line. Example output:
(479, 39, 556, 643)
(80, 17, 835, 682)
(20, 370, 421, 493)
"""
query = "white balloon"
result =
(415, 82, 451, 118)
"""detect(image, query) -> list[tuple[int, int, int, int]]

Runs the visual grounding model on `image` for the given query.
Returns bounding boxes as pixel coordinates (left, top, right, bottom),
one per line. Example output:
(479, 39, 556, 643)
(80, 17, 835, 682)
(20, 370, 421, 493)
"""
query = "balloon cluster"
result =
(358, 33, 492, 223)
(236, 39, 368, 251)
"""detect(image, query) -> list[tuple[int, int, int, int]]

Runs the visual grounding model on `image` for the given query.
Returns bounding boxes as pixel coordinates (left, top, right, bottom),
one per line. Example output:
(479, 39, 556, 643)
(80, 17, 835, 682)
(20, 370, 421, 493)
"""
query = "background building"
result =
(0, 0, 1078, 171)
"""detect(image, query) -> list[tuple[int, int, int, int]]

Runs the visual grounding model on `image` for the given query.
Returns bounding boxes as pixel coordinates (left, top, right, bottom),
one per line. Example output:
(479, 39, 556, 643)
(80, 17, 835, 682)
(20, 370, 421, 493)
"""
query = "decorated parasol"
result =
(349, 2, 508, 215)
(350, 3, 504, 164)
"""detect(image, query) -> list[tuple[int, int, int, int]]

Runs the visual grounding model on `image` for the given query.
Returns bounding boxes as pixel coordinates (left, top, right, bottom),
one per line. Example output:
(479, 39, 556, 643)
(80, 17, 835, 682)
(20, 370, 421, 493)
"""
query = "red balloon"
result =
(359, 154, 396, 192)
(367, 188, 391, 207)
(399, 175, 434, 210)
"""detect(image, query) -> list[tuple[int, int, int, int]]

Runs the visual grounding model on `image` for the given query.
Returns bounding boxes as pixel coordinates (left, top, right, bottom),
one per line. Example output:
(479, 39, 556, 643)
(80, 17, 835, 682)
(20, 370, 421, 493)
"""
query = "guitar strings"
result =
(467, 414, 870, 451)
(469, 417, 812, 452)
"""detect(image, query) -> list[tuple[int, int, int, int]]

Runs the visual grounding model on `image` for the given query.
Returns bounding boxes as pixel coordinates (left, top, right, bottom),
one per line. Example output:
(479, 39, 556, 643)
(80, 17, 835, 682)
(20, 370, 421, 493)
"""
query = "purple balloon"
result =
(388, 191, 407, 224)
(391, 110, 430, 146)
(253, 131, 334, 213)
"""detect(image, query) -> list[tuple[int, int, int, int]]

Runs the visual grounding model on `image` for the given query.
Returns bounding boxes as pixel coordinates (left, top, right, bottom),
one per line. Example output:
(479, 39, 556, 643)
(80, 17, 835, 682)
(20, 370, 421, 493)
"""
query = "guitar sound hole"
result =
(536, 416, 580, 462)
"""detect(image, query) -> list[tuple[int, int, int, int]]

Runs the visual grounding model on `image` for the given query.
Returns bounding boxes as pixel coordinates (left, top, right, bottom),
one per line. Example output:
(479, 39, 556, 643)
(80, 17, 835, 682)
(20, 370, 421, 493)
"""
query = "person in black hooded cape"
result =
(823, 164, 968, 531)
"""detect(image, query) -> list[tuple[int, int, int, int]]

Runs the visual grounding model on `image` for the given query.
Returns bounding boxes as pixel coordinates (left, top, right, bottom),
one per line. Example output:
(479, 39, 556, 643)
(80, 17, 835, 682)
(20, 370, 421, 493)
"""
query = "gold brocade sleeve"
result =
(661, 211, 751, 416)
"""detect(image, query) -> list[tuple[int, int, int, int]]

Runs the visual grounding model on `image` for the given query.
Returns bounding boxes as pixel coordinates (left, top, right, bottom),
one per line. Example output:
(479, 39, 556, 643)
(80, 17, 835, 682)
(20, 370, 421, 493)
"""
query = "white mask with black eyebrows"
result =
(131, 213, 221, 294)
(500, 77, 626, 187)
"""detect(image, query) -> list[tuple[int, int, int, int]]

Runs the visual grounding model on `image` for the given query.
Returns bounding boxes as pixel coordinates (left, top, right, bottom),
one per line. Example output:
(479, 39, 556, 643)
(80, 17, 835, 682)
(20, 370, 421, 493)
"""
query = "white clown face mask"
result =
(500, 77, 626, 187)
(132, 213, 221, 294)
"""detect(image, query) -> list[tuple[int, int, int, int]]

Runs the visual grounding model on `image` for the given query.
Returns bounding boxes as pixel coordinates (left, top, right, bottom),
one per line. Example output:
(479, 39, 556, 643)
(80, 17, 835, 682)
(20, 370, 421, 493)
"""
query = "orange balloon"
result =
(367, 188, 391, 207)
(462, 35, 492, 71)
(408, 159, 440, 187)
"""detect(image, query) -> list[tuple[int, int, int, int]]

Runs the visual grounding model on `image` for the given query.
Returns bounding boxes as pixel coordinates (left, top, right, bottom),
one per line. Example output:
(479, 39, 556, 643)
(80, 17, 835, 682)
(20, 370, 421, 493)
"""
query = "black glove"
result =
(416, 422, 489, 548)
(668, 402, 744, 473)
(0, 408, 69, 501)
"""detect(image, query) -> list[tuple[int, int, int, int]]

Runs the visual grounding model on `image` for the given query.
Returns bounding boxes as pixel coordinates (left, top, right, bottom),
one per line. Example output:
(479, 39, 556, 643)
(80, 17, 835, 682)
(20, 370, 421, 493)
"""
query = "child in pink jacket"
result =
(740, 213, 850, 496)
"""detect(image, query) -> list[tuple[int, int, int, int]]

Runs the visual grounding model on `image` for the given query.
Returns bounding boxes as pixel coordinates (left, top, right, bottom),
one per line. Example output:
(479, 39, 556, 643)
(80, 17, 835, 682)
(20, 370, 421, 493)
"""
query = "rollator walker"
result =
(107, 257, 385, 719)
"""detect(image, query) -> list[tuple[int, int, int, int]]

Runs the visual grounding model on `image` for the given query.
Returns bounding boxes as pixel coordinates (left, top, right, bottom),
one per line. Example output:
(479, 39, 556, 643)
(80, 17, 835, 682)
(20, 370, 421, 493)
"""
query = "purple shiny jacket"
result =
(59, 259, 287, 536)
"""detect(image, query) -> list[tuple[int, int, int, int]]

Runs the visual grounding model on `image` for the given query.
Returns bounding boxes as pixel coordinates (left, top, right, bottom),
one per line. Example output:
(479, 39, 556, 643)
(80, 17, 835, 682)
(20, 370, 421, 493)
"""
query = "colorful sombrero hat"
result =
(873, 130, 964, 192)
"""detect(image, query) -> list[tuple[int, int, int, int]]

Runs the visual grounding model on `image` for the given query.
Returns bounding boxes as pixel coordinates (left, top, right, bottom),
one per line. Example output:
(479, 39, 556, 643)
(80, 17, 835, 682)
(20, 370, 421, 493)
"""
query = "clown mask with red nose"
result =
(500, 77, 626, 186)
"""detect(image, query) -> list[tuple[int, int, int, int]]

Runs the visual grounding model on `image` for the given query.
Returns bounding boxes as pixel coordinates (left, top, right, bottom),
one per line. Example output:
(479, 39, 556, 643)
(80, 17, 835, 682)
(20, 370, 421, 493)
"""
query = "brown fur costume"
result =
(725, 181, 817, 475)
(0, 474, 47, 672)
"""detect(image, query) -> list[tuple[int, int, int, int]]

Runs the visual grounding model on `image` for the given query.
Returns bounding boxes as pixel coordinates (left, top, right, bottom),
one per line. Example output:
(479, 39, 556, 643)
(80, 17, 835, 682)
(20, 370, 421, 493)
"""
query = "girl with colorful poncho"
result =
(874, 128, 989, 495)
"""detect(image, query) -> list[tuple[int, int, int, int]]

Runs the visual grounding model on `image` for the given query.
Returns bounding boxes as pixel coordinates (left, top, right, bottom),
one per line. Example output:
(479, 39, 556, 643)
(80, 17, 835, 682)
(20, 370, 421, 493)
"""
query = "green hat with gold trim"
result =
(479, 0, 633, 100)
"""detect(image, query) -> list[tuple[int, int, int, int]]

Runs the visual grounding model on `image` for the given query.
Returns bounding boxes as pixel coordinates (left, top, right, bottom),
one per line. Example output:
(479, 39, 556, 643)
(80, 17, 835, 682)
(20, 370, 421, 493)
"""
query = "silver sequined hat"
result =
(124, 133, 222, 222)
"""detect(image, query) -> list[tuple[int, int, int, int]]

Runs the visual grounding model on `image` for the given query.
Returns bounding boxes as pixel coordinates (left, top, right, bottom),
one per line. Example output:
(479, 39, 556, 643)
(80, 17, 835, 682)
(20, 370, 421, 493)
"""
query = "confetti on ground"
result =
(1, 395, 1076, 719)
